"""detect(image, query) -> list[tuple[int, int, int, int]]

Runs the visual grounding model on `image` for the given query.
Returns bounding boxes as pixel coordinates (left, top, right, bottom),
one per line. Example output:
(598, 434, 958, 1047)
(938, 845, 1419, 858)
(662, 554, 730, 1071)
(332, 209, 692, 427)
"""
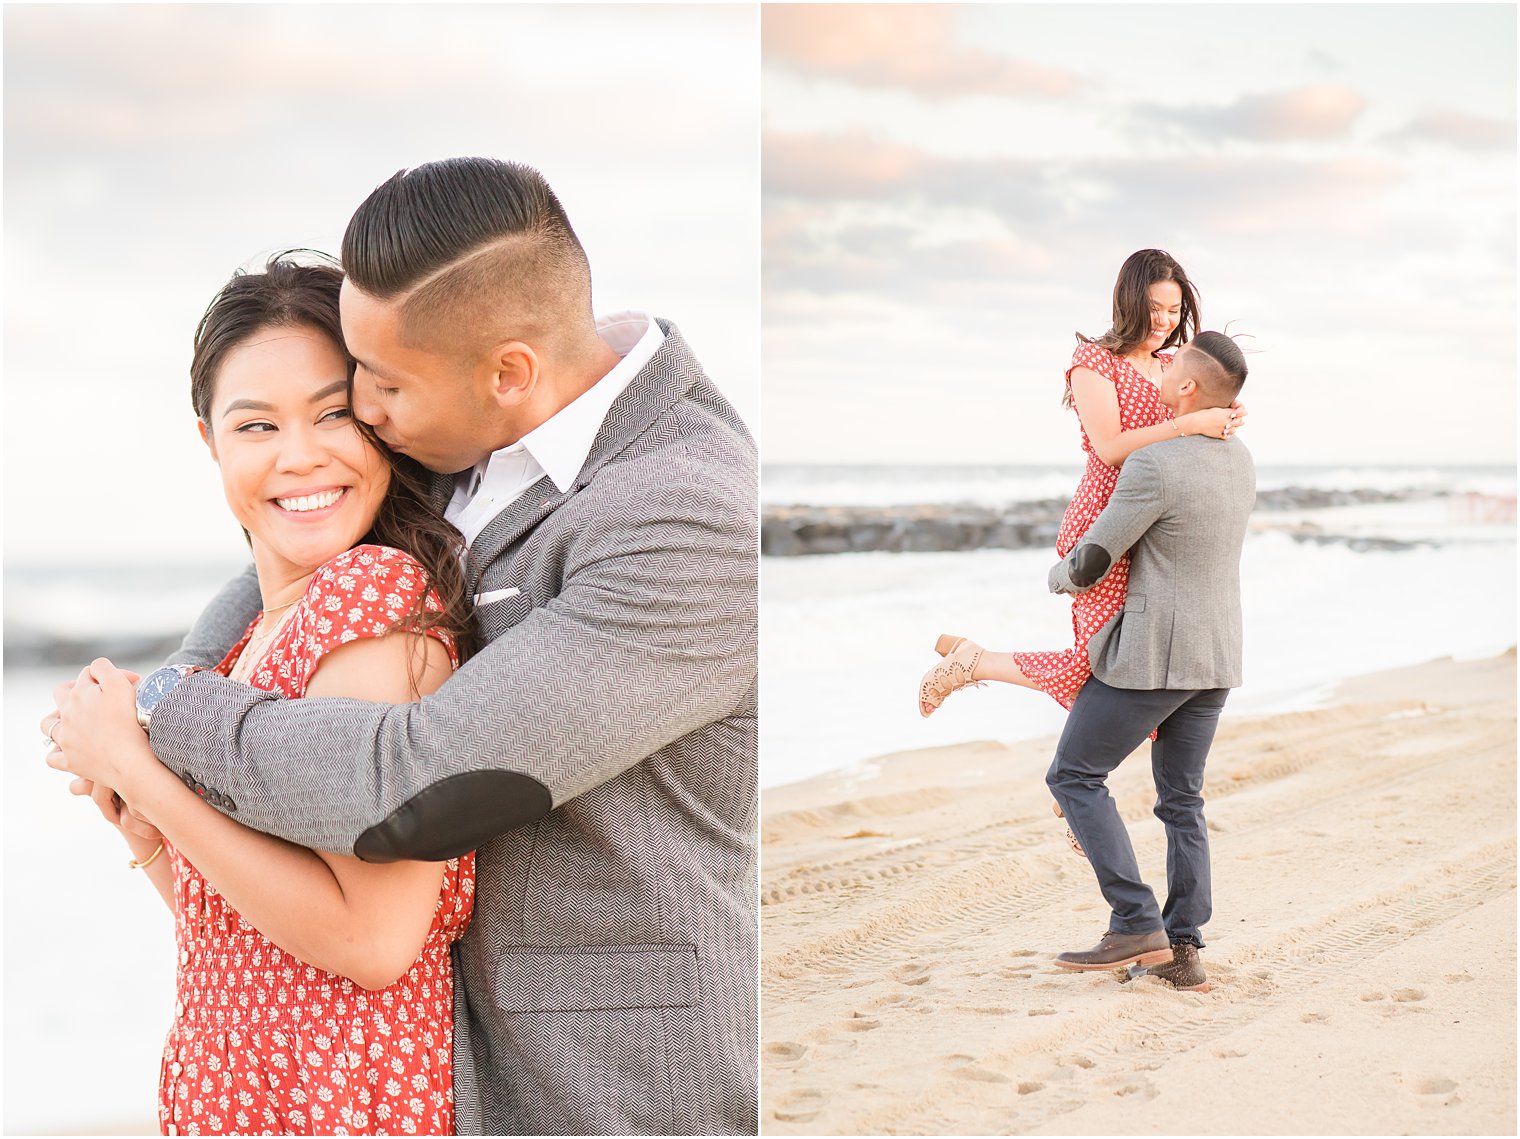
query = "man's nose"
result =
(351, 384, 386, 428)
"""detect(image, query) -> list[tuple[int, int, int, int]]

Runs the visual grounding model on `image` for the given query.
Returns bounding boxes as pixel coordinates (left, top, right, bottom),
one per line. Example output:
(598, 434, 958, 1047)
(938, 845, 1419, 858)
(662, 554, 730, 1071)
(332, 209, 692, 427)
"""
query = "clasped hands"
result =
(42, 659, 164, 845)
(1183, 400, 1248, 440)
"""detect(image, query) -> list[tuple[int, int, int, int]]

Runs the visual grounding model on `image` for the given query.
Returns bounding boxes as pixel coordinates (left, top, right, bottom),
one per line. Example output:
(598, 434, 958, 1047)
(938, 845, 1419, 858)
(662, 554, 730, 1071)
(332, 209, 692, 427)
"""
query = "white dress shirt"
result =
(445, 311, 664, 547)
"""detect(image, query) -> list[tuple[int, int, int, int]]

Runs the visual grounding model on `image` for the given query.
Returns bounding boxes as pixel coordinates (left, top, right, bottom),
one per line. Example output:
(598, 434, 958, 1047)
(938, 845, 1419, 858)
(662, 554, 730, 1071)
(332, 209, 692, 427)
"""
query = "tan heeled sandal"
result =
(918, 634, 986, 717)
(1051, 800, 1086, 858)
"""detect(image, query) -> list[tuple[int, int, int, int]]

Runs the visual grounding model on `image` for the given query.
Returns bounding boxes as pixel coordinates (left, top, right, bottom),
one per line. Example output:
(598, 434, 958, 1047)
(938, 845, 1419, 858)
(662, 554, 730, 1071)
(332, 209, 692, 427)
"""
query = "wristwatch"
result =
(135, 665, 203, 731)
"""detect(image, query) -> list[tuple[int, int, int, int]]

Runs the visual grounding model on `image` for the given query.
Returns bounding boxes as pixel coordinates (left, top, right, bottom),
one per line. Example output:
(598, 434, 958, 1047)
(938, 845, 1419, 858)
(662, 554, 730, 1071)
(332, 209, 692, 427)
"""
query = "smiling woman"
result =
(45, 252, 487, 1135)
(199, 329, 391, 601)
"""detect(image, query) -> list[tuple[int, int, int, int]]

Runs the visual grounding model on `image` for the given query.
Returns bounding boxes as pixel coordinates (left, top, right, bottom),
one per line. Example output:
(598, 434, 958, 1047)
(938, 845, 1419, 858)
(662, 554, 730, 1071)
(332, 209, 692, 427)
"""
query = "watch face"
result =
(138, 667, 181, 716)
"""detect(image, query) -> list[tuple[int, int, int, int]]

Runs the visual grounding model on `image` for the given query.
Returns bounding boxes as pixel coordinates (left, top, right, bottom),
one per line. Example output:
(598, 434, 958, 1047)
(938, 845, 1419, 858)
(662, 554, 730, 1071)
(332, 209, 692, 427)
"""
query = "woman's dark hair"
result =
(1068, 248, 1202, 408)
(190, 251, 478, 662)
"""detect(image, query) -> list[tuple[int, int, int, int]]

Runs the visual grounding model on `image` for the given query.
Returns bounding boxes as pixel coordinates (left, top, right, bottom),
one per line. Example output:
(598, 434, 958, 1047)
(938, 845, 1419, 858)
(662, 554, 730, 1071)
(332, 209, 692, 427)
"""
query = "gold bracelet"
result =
(129, 841, 165, 870)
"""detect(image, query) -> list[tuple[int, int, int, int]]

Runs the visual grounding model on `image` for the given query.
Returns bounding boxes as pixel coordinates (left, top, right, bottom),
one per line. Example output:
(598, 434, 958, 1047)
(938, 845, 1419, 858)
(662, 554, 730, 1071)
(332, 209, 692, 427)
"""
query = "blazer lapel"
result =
(575, 319, 696, 487)
(463, 473, 560, 594)
(459, 318, 700, 593)
(427, 470, 455, 515)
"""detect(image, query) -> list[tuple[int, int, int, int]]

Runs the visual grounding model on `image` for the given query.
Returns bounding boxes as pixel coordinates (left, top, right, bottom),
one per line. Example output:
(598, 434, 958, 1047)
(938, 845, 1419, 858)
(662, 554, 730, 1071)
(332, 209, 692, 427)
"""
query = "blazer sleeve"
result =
(163, 564, 263, 670)
(144, 467, 758, 862)
(1048, 448, 1168, 594)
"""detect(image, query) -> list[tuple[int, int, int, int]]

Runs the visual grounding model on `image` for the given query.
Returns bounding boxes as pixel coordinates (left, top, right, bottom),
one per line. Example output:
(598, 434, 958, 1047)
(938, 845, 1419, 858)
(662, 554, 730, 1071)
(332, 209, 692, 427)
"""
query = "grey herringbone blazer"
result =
(158, 320, 758, 1135)
(1048, 435, 1255, 690)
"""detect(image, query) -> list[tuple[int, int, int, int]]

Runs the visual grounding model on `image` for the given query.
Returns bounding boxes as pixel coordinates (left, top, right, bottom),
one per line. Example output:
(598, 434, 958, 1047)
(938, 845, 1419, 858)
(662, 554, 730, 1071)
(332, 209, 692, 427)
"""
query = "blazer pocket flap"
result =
(492, 944, 699, 1013)
(1124, 593, 1147, 613)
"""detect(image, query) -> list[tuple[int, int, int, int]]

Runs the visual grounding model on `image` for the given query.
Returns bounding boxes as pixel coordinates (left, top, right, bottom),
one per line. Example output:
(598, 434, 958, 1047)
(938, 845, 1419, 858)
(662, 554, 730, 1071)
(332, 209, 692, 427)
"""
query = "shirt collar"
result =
(514, 310, 663, 493)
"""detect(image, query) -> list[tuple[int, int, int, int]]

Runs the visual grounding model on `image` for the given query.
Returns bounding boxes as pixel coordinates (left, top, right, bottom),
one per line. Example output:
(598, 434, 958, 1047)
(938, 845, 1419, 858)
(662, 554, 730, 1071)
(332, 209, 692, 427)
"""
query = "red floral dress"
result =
(1011, 342, 1174, 708)
(158, 544, 474, 1137)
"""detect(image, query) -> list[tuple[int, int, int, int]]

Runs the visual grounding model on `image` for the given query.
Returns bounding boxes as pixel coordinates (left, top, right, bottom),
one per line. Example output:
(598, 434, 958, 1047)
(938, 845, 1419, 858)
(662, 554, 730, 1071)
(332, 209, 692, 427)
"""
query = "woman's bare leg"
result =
(972, 651, 1041, 689)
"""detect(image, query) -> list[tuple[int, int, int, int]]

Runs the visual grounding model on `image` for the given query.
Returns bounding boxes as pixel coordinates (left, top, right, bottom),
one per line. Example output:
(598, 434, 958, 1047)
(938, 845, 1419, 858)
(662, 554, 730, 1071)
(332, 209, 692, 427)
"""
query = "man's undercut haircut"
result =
(340, 158, 594, 359)
(1187, 330, 1248, 404)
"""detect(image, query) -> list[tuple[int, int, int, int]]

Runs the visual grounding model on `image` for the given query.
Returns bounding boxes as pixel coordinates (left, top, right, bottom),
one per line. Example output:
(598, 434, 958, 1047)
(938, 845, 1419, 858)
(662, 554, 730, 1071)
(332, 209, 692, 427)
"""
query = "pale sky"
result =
(4, 4, 759, 566)
(761, 3, 1516, 465)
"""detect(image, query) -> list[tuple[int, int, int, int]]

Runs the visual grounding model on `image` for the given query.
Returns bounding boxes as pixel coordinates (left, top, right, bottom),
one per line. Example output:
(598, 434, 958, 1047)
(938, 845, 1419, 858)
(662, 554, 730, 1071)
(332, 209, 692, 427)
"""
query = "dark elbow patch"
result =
(354, 771, 552, 863)
(1070, 544, 1113, 588)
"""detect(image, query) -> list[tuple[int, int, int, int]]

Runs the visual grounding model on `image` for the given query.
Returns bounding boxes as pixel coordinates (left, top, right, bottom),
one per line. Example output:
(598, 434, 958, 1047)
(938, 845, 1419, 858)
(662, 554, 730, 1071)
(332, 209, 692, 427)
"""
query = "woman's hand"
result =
(67, 776, 166, 845)
(1179, 403, 1246, 440)
(45, 659, 161, 802)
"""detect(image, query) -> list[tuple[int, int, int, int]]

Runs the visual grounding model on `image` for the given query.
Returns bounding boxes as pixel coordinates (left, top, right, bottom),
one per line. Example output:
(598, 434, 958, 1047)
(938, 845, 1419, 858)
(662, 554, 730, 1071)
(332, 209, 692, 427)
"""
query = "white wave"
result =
(760, 529, 1517, 789)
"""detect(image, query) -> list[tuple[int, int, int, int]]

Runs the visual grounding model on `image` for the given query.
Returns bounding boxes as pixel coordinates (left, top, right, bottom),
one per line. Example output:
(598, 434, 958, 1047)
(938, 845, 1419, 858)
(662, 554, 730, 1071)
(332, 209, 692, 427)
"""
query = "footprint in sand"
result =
(875, 994, 929, 1014)
(889, 963, 932, 986)
(1443, 973, 1476, 983)
(999, 968, 1034, 981)
(840, 1015, 881, 1032)
(1416, 1077, 1459, 1095)
(1391, 988, 1427, 1002)
(1061, 1054, 1096, 1069)
(772, 1089, 826, 1123)
(1359, 992, 1385, 1002)
(1028, 1008, 1058, 1017)
(1299, 1012, 1330, 1024)
(950, 1065, 1010, 1084)
(765, 1042, 808, 1066)
(1016, 1081, 1045, 1095)
(1213, 1049, 1248, 1059)
(1008, 949, 1040, 958)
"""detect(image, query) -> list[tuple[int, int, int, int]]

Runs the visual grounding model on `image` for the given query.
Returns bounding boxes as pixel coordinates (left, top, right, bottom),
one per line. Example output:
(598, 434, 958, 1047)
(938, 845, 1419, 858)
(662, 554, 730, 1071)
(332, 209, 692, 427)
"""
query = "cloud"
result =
(764, 131, 934, 199)
(1383, 110, 1516, 152)
(1132, 85, 1367, 143)
(763, 4, 1081, 100)
(763, 130, 1398, 241)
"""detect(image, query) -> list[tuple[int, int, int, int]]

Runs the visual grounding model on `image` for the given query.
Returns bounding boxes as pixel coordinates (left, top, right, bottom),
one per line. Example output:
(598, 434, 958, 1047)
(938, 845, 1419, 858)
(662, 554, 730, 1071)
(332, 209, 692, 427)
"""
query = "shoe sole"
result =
(1054, 947, 1174, 971)
(1123, 967, 1212, 993)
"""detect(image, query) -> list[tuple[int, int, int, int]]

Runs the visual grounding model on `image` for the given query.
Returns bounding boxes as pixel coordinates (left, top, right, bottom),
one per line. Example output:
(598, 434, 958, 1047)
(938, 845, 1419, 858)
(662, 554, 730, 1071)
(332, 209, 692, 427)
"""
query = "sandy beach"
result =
(761, 650, 1517, 1135)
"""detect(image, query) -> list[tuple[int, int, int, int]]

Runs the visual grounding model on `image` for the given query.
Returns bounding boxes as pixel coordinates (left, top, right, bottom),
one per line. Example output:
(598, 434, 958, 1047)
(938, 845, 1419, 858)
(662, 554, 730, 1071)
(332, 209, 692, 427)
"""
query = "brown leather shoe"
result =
(1054, 929, 1172, 971)
(1141, 941, 1211, 992)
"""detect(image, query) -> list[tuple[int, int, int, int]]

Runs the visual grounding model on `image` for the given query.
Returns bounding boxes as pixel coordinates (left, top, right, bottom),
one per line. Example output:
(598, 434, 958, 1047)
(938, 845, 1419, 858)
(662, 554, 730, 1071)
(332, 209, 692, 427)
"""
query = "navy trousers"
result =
(1045, 677, 1229, 948)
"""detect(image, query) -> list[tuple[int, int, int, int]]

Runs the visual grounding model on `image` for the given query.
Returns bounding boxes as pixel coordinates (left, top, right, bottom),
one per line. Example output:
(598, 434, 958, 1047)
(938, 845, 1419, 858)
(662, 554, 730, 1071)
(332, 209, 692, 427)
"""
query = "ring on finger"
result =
(44, 718, 62, 745)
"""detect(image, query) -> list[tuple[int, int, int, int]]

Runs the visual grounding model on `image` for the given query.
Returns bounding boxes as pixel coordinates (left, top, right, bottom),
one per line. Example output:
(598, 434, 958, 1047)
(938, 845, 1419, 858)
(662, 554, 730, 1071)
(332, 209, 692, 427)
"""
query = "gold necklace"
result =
(233, 602, 300, 682)
(1124, 351, 1161, 384)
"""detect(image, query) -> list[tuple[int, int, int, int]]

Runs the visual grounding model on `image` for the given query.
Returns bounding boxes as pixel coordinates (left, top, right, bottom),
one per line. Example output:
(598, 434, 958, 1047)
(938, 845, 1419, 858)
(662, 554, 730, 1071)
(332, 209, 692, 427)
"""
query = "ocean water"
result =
(760, 465, 1516, 789)
(761, 462, 1517, 507)
(4, 563, 248, 1134)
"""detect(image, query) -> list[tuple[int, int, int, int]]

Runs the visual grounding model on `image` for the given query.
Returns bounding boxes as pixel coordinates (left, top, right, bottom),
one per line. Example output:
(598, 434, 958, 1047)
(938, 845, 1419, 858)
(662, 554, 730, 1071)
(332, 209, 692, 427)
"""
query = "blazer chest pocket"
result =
(474, 591, 533, 639)
(491, 944, 699, 1012)
(1124, 593, 1147, 613)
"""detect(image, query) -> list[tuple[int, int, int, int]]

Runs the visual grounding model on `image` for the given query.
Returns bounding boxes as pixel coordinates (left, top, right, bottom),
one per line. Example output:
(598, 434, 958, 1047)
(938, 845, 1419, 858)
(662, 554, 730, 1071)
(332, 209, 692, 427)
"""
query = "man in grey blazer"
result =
(96, 160, 756, 1134)
(1044, 331, 1254, 992)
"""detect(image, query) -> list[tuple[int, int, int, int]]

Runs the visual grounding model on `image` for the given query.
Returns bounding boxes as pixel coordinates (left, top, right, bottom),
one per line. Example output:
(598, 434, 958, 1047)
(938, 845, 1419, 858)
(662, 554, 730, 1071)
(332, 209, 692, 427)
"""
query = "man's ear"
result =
(197, 419, 217, 460)
(485, 341, 541, 408)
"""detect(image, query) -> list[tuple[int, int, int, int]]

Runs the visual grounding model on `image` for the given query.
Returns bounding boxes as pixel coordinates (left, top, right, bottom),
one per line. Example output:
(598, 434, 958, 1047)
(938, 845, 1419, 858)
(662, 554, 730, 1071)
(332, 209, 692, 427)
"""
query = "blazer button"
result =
(224, 796, 238, 813)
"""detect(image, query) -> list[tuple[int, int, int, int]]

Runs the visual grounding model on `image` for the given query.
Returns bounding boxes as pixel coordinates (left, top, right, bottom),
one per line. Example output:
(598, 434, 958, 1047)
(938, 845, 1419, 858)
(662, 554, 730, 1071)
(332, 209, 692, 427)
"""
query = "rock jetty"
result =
(762, 486, 1450, 557)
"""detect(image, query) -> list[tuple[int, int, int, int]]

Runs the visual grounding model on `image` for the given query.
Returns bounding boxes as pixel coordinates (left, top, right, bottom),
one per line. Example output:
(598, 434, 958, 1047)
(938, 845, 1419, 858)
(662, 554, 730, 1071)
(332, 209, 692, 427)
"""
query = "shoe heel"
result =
(933, 634, 964, 656)
(1136, 948, 1174, 967)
